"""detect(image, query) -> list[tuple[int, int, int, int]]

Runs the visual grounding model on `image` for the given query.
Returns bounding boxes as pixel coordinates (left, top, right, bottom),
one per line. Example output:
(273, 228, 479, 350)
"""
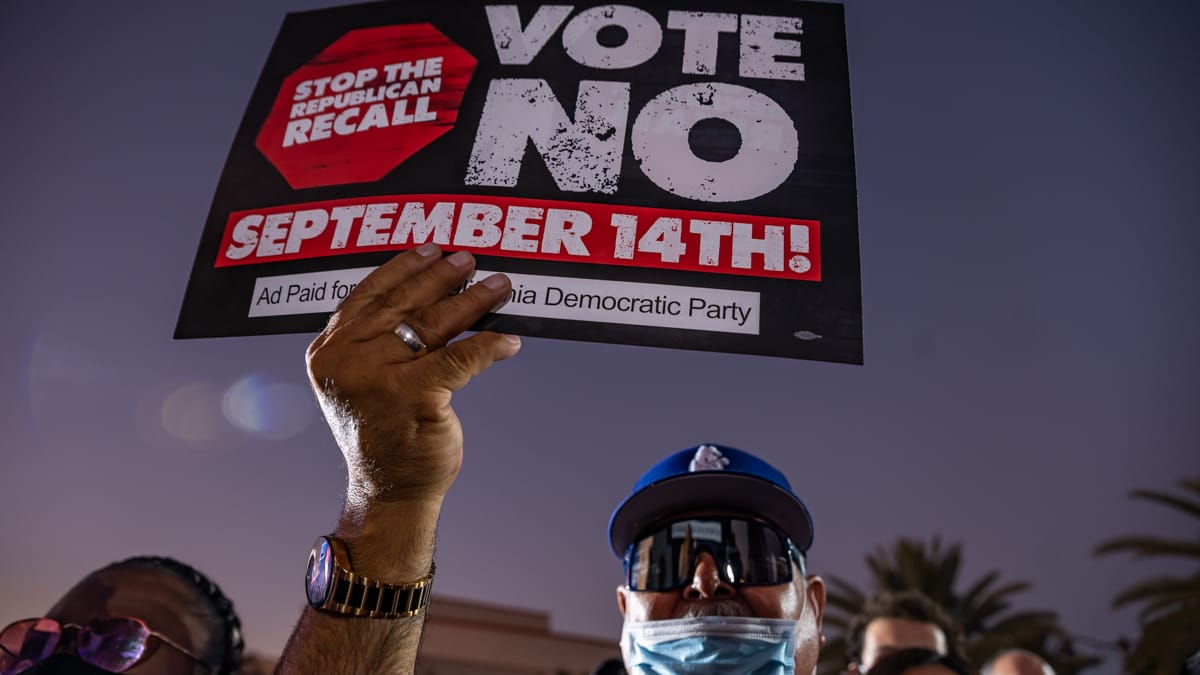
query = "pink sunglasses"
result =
(0, 616, 216, 674)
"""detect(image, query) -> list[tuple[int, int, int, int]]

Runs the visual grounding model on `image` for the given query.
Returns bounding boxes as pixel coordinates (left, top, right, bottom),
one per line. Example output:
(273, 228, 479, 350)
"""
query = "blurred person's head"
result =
(1183, 650, 1200, 675)
(608, 444, 825, 675)
(0, 556, 242, 675)
(867, 647, 974, 675)
(981, 650, 1054, 675)
(846, 591, 965, 673)
(590, 657, 626, 675)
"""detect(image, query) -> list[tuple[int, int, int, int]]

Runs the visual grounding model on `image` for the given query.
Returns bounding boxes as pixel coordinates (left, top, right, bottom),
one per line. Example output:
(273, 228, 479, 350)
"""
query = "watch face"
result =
(306, 537, 334, 607)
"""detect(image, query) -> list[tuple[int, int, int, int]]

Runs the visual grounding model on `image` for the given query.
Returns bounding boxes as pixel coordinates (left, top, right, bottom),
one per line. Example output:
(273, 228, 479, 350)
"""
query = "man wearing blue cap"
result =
(274, 249, 825, 674)
(610, 442, 826, 673)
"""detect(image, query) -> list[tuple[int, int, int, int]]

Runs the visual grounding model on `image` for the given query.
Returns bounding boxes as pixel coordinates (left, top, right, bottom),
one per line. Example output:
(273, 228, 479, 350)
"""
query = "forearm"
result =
(275, 498, 443, 675)
(280, 245, 516, 673)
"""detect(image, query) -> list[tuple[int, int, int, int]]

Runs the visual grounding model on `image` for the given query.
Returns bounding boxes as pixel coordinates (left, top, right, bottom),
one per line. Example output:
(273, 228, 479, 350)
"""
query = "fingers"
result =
(342, 253, 511, 352)
(350, 270, 512, 363)
(417, 332, 523, 393)
(313, 245, 504, 352)
(378, 249, 477, 315)
(397, 272, 511, 354)
(337, 243, 443, 319)
(310, 244, 444, 350)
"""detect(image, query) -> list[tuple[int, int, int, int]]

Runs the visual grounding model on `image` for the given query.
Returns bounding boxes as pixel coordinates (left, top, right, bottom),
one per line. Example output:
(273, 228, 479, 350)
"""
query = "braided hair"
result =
(104, 556, 244, 675)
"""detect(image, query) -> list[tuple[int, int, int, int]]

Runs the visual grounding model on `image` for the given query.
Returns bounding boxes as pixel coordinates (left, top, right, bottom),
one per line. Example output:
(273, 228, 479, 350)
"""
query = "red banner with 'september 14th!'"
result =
(217, 194, 821, 281)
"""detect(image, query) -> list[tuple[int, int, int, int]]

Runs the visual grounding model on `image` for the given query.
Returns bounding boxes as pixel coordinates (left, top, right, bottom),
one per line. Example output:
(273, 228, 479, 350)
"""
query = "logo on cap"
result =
(689, 444, 730, 472)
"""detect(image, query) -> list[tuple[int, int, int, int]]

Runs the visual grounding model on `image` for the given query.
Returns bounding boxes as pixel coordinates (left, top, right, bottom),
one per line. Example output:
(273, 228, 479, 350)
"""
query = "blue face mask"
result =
(621, 616, 798, 674)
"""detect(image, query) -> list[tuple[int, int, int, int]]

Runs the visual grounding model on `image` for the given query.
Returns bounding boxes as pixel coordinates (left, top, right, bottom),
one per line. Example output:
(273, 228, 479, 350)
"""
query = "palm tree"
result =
(819, 536, 1102, 675)
(1094, 478, 1200, 675)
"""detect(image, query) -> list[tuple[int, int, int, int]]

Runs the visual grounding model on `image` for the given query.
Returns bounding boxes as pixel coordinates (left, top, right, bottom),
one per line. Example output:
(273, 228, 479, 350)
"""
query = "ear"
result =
(616, 584, 629, 618)
(805, 574, 826, 628)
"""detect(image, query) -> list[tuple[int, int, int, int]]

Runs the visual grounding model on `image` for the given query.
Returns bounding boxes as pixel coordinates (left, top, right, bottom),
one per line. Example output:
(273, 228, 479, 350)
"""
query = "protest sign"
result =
(177, 0, 863, 363)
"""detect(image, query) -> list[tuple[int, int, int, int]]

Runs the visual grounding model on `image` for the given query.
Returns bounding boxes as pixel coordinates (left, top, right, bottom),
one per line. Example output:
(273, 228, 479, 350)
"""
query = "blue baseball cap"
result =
(608, 443, 814, 559)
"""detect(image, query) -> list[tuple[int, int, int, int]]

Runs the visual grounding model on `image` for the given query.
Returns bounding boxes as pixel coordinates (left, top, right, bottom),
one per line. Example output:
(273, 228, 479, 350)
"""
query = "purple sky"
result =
(2, 1, 1197, 671)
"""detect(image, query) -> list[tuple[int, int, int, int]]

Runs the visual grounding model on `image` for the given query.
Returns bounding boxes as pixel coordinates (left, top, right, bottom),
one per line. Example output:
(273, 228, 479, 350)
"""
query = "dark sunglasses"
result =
(0, 617, 216, 675)
(624, 516, 806, 592)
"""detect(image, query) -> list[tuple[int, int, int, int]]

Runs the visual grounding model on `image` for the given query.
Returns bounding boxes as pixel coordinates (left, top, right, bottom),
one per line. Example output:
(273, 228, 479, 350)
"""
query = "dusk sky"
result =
(1, 1, 1197, 672)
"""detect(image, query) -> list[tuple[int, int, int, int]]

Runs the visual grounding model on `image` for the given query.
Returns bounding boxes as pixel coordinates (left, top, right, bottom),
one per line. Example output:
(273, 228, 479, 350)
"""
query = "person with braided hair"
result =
(0, 556, 243, 675)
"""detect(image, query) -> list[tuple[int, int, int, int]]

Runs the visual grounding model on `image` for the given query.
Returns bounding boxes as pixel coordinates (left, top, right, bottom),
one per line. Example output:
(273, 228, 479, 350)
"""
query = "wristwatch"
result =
(305, 535, 434, 618)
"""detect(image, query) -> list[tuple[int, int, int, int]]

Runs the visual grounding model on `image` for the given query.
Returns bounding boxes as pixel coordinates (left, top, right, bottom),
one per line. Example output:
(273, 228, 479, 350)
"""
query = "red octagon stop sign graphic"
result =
(256, 24, 476, 189)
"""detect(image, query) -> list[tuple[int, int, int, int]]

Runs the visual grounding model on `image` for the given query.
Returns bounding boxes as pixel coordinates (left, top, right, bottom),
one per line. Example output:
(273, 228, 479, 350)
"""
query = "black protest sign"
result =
(177, 0, 863, 363)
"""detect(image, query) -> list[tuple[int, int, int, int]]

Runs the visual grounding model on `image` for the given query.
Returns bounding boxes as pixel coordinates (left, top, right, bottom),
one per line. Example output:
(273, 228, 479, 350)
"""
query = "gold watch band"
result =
(320, 537, 434, 618)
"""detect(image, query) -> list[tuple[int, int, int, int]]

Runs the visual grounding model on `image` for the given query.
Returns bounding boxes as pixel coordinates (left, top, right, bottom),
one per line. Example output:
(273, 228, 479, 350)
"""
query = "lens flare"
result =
(160, 383, 223, 444)
(221, 374, 313, 440)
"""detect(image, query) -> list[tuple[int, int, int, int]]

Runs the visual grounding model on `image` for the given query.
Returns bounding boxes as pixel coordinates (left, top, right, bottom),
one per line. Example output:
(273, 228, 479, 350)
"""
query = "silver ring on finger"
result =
(393, 321, 428, 353)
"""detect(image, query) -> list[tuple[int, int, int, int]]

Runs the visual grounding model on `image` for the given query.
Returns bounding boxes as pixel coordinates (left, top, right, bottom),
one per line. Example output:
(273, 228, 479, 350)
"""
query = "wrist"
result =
(306, 534, 435, 619)
(336, 494, 443, 581)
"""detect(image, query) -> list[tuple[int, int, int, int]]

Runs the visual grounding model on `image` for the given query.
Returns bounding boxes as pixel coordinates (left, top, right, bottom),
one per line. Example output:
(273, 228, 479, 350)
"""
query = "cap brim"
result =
(609, 472, 814, 558)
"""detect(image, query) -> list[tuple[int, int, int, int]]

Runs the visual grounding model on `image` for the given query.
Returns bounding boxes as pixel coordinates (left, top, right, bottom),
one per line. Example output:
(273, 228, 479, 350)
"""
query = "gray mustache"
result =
(677, 602, 749, 618)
